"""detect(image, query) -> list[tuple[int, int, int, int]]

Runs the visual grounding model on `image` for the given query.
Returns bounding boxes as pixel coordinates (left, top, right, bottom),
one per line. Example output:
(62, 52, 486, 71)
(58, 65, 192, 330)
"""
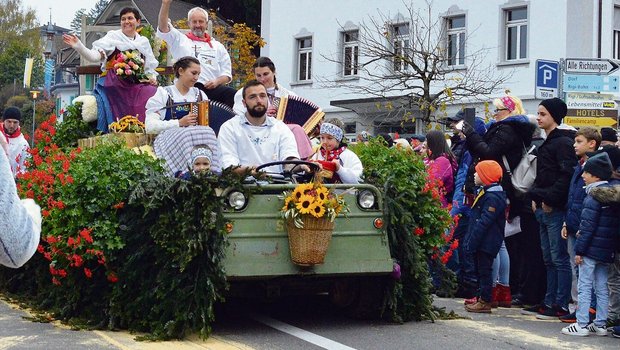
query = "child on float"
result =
(175, 145, 214, 180)
(464, 160, 507, 313)
(561, 152, 619, 336)
(310, 118, 362, 184)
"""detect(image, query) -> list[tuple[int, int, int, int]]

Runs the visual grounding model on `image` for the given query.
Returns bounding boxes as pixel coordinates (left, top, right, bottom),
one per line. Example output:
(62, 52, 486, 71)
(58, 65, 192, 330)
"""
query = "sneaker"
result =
(521, 304, 545, 315)
(561, 322, 590, 336)
(560, 311, 577, 323)
(465, 300, 492, 313)
(612, 326, 620, 338)
(606, 318, 620, 329)
(586, 323, 607, 336)
(536, 305, 569, 320)
(511, 296, 524, 308)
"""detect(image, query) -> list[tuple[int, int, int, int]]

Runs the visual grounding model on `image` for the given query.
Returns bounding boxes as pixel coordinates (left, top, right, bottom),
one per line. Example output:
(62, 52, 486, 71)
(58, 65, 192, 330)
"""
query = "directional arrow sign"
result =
(564, 117, 617, 128)
(565, 58, 620, 75)
(563, 74, 619, 92)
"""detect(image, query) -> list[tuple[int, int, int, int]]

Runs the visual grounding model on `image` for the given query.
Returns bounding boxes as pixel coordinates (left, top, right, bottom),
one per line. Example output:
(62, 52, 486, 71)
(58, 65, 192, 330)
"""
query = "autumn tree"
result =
(213, 22, 265, 89)
(321, 1, 511, 125)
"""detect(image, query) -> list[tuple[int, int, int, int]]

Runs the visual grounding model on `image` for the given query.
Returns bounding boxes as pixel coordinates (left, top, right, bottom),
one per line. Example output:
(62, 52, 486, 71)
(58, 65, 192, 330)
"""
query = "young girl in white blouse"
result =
(145, 56, 208, 134)
(311, 118, 363, 184)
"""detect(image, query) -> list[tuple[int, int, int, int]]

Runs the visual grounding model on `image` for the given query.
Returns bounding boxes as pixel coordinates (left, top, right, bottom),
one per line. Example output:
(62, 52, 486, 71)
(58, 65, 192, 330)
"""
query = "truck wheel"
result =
(330, 276, 387, 319)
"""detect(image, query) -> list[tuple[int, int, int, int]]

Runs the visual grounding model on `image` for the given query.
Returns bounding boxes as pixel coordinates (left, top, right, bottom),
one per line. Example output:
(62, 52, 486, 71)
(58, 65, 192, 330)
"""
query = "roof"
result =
(38, 23, 71, 36)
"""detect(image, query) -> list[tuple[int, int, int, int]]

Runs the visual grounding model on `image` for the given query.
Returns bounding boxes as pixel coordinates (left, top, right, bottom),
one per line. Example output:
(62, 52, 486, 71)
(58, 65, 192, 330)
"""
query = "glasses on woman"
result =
(494, 108, 508, 113)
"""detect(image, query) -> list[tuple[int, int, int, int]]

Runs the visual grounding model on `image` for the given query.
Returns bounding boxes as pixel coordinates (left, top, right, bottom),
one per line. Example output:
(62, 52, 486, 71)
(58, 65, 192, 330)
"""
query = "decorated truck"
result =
(1, 107, 455, 340)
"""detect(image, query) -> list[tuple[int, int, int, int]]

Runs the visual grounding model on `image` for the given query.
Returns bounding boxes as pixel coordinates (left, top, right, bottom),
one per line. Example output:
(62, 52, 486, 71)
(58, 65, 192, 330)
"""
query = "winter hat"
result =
(538, 98, 567, 125)
(189, 146, 213, 167)
(583, 152, 613, 180)
(600, 127, 618, 142)
(475, 160, 503, 185)
(2, 107, 21, 122)
(320, 122, 344, 142)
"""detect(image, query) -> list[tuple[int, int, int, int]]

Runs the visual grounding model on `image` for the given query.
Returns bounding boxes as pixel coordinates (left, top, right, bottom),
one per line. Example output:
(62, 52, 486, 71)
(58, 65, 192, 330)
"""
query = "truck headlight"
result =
(228, 191, 247, 210)
(357, 190, 376, 209)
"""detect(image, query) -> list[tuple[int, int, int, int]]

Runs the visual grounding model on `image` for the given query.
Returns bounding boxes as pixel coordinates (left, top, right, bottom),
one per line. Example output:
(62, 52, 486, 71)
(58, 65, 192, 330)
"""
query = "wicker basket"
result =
(78, 133, 155, 149)
(287, 215, 334, 266)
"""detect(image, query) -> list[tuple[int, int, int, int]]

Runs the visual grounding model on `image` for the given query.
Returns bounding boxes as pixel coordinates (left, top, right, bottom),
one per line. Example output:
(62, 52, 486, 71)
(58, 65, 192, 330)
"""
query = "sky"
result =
(21, 0, 100, 30)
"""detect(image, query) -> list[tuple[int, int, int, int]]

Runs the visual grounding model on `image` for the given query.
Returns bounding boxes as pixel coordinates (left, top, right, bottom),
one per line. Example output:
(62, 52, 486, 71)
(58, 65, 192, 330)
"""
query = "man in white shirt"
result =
(157, 0, 236, 108)
(218, 81, 305, 174)
(0, 107, 29, 176)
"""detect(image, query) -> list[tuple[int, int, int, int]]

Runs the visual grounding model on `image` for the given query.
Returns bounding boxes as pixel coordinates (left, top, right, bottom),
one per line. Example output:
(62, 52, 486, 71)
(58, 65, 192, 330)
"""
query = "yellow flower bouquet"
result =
(280, 182, 348, 228)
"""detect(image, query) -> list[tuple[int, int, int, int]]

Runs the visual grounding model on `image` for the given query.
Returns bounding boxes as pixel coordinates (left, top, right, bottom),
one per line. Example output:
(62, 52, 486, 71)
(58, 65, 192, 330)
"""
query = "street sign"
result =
(566, 108, 619, 118)
(535, 60, 559, 99)
(563, 74, 619, 92)
(565, 58, 620, 75)
(566, 92, 618, 109)
(564, 117, 617, 128)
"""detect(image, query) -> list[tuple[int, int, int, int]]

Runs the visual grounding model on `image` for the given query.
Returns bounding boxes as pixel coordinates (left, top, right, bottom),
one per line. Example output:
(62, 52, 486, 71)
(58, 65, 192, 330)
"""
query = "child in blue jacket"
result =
(464, 160, 507, 313)
(562, 152, 619, 336)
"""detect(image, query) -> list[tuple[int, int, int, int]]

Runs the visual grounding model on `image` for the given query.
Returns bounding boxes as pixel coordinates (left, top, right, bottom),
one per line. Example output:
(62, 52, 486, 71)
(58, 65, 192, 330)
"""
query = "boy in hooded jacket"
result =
(561, 153, 619, 336)
(464, 160, 507, 313)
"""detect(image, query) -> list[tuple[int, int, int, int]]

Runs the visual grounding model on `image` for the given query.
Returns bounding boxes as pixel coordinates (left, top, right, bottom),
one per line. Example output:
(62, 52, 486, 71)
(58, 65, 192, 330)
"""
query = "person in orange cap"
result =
(464, 160, 507, 313)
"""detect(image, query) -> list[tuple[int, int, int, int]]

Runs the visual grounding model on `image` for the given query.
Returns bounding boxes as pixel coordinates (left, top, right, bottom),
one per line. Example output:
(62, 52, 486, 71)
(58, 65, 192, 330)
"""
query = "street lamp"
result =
(29, 90, 39, 146)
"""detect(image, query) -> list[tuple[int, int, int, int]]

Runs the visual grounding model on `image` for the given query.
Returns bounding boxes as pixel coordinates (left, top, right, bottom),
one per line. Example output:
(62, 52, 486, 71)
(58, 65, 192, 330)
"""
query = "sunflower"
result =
(315, 186, 329, 203)
(309, 201, 326, 218)
(281, 196, 292, 211)
(292, 187, 305, 201)
(296, 194, 314, 214)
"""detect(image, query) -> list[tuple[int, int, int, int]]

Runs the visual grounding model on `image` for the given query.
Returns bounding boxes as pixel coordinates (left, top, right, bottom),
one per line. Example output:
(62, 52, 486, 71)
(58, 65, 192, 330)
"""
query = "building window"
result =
(614, 7, 620, 59)
(446, 15, 465, 66)
(342, 30, 359, 76)
(297, 37, 312, 81)
(391, 23, 410, 72)
(504, 7, 527, 60)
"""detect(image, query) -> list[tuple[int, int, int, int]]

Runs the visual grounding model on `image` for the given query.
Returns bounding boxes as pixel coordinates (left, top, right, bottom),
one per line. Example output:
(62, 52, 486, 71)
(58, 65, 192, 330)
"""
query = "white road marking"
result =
(251, 314, 357, 350)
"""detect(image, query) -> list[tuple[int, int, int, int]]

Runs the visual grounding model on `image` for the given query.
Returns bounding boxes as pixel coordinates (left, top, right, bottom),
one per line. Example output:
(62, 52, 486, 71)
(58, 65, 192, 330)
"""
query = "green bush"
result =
(353, 139, 455, 322)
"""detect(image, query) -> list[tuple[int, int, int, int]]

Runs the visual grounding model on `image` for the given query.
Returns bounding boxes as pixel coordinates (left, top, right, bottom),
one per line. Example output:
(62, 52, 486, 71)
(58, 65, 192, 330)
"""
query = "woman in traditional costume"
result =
(145, 56, 208, 134)
(63, 7, 158, 132)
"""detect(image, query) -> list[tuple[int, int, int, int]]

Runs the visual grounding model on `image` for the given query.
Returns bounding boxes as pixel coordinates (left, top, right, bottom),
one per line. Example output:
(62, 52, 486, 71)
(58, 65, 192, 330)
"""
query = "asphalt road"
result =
(1, 295, 619, 349)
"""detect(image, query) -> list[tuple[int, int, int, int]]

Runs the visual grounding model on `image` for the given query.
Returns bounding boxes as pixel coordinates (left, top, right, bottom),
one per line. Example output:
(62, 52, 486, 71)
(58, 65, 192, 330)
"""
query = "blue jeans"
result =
(577, 256, 609, 327)
(477, 251, 495, 302)
(458, 215, 477, 285)
(535, 208, 571, 309)
(492, 241, 510, 286)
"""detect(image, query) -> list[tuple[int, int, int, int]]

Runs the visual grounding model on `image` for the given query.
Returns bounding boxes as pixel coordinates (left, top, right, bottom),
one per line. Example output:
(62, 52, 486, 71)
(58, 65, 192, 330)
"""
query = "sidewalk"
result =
(0, 299, 253, 350)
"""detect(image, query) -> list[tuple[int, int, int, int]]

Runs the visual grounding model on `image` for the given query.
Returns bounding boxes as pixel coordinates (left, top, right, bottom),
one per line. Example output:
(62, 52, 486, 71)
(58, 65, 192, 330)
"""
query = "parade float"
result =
(0, 102, 457, 339)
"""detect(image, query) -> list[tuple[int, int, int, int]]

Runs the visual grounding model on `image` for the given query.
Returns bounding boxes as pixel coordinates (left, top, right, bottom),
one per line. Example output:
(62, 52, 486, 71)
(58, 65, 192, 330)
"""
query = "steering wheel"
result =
(255, 160, 321, 182)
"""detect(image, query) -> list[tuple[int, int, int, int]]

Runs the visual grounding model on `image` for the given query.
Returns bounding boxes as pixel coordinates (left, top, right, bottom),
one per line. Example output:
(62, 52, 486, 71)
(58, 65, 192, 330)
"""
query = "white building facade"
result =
(261, 0, 620, 137)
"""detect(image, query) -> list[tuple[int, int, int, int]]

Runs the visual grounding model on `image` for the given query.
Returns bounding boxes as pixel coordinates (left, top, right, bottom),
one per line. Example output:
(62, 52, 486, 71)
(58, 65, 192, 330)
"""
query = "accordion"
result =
(276, 95, 325, 135)
(190, 100, 236, 136)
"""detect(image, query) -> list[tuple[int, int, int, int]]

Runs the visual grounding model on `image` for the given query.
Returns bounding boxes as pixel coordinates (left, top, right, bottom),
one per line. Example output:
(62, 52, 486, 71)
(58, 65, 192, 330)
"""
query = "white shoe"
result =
(586, 323, 607, 336)
(561, 323, 589, 336)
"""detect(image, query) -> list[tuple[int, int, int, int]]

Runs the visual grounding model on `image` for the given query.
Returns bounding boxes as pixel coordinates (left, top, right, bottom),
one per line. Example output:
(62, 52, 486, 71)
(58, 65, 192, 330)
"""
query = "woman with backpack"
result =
(459, 93, 535, 307)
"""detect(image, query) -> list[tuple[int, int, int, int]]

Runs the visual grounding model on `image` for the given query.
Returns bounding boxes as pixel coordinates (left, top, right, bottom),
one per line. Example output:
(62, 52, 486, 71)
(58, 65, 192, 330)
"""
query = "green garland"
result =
(111, 169, 247, 340)
(353, 139, 453, 322)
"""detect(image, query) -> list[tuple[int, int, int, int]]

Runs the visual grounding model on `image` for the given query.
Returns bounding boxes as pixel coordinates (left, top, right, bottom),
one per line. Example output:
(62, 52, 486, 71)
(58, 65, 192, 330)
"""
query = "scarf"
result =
(186, 32, 213, 48)
(0, 124, 21, 140)
(585, 180, 608, 194)
(320, 145, 346, 162)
